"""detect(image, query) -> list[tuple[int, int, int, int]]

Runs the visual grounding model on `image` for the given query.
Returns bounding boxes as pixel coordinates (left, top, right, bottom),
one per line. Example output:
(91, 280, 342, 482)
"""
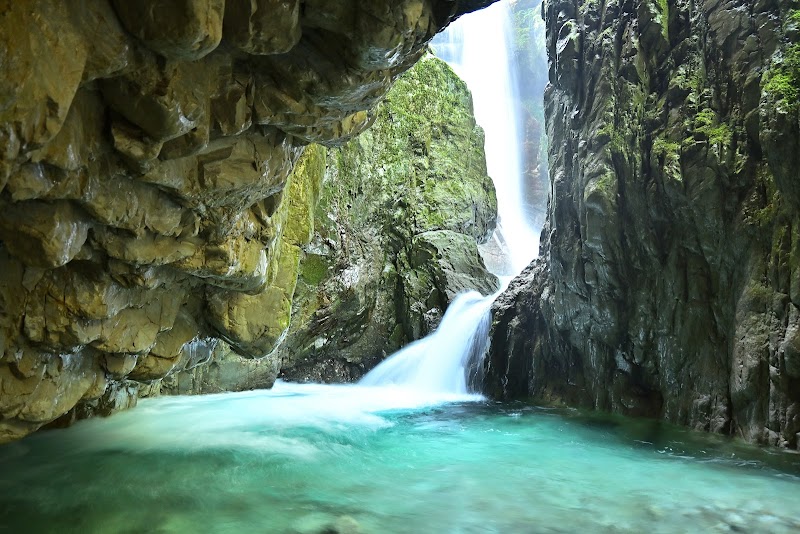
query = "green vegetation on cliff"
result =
(764, 46, 800, 112)
(762, 9, 800, 112)
(277, 55, 498, 382)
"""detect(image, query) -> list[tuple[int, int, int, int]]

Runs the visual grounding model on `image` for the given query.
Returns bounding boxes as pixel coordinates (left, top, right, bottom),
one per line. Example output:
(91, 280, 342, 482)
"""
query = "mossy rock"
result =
(278, 55, 498, 383)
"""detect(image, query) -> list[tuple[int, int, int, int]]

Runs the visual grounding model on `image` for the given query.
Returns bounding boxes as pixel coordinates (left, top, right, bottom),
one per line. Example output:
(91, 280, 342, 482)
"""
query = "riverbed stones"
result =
(0, 0, 499, 443)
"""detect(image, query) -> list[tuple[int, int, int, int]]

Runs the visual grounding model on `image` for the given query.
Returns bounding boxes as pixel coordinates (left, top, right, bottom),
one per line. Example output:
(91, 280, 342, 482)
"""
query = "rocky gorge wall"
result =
(278, 55, 498, 383)
(488, 0, 800, 448)
(0, 0, 498, 443)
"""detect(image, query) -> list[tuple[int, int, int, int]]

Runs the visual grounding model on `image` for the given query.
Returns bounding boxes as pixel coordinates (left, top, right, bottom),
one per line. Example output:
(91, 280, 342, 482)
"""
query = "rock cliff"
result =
(0, 0, 497, 443)
(278, 55, 498, 383)
(488, 0, 800, 448)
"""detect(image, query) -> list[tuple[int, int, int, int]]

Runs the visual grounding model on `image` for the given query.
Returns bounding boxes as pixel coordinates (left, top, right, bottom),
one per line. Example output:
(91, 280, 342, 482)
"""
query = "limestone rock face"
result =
(487, 0, 800, 448)
(0, 0, 497, 443)
(278, 56, 498, 383)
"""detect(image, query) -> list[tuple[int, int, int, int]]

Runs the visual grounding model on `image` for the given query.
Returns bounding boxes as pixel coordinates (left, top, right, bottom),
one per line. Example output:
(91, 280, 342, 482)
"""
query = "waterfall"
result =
(432, 0, 540, 275)
(361, 1, 539, 394)
(359, 290, 497, 394)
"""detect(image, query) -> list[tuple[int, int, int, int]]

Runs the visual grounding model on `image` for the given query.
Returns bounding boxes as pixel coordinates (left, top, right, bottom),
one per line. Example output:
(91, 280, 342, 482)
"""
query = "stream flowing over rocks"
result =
(0, 0, 499, 443)
(487, 0, 800, 449)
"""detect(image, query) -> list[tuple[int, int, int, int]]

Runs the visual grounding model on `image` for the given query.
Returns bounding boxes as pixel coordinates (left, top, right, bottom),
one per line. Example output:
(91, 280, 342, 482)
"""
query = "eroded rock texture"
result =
(487, 0, 800, 448)
(0, 0, 496, 443)
(278, 55, 498, 383)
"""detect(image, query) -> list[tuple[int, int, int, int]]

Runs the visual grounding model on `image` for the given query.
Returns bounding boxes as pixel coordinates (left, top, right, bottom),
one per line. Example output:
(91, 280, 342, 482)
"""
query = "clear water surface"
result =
(1, 382, 798, 534)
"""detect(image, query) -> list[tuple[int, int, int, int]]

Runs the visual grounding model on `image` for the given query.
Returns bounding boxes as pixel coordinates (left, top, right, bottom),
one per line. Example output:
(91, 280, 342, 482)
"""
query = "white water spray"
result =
(433, 0, 540, 274)
(360, 290, 497, 394)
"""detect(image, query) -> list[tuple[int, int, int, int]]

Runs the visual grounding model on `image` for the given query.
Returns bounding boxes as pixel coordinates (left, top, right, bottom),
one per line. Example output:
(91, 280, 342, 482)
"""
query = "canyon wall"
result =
(488, 0, 800, 448)
(0, 0, 496, 443)
(279, 55, 497, 383)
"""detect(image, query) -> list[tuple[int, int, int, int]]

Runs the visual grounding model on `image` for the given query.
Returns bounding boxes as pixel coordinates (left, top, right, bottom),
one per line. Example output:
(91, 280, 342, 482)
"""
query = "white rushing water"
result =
(433, 0, 540, 274)
(359, 290, 498, 394)
(361, 1, 541, 392)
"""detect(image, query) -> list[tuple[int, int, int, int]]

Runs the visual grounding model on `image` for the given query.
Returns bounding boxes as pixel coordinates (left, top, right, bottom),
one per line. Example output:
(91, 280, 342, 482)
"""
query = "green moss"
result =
(690, 107, 732, 148)
(789, 8, 800, 26)
(761, 8, 800, 112)
(763, 42, 800, 113)
(273, 241, 301, 295)
(283, 144, 326, 246)
(595, 172, 616, 194)
(652, 137, 680, 159)
(745, 167, 779, 230)
(609, 128, 628, 158)
(652, 136, 681, 181)
(300, 254, 330, 286)
(657, 0, 669, 41)
(744, 280, 774, 310)
(596, 122, 626, 153)
(670, 59, 703, 98)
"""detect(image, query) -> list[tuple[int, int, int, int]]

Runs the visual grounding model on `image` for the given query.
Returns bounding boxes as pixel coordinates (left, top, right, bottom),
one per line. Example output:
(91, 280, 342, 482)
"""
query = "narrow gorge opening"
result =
(433, 0, 549, 275)
(1, 1, 800, 532)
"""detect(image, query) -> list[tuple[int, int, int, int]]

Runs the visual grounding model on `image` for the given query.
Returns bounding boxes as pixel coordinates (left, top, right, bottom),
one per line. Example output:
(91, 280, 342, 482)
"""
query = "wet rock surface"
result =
(0, 0, 497, 442)
(279, 56, 498, 383)
(487, 0, 800, 448)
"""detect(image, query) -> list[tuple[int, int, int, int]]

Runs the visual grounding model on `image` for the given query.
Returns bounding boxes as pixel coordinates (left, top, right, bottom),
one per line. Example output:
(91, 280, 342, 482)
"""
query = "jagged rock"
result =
(487, 0, 800, 449)
(111, 0, 225, 60)
(0, 0, 499, 442)
(223, 0, 302, 55)
(156, 340, 282, 394)
(411, 230, 498, 300)
(278, 56, 498, 383)
(0, 200, 89, 268)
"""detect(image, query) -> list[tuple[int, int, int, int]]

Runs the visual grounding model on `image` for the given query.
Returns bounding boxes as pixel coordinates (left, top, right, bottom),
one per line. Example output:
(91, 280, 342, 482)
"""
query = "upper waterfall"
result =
(432, 0, 541, 275)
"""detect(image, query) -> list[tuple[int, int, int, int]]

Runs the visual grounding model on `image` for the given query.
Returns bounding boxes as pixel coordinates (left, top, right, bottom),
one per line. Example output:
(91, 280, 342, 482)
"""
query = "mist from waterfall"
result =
(432, 0, 541, 275)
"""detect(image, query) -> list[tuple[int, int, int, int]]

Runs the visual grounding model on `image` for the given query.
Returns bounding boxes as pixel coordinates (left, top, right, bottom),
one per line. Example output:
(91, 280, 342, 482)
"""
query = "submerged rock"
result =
(487, 0, 800, 448)
(0, 0, 499, 442)
(291, 513, 362, 534)
(279, 55, 498, 383)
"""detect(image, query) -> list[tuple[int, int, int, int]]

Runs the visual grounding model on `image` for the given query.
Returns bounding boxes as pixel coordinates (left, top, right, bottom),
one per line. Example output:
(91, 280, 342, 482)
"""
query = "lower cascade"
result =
(359, 290, 497, 395)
